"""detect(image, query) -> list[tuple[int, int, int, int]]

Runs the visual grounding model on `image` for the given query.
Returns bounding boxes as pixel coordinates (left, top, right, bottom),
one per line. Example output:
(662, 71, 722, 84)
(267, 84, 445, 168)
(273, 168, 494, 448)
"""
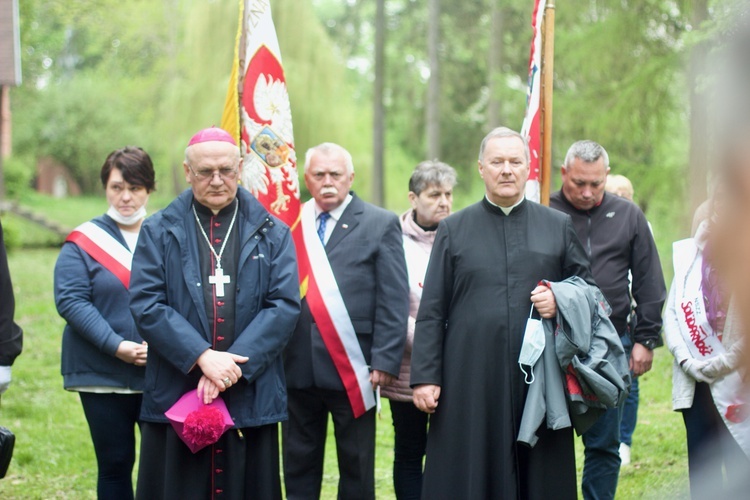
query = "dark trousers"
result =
(581, 403, 623, 500)
(389, 400, 428, 500)
(619, 376, 639, 446)
(79, 392, 142, 500)
(581, 333, 632, 500)
(683, 381, 750, 499)
(283, 388, 376, 500)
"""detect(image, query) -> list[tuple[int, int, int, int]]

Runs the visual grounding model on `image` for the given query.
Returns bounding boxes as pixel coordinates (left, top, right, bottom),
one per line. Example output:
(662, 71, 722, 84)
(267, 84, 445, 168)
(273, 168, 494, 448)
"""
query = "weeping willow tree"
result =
(272, 0, 375, 201)
(13, 0, 376, 201)
(153, 0, 375, 198)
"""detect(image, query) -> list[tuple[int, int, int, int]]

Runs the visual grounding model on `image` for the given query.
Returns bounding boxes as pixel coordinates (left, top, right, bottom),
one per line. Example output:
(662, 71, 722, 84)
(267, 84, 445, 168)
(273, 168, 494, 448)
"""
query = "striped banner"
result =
(221, 0, 308, 295)
(521, 0, 546, 203)
(66, 221, 132, 289)
(296, 202, 375, 418)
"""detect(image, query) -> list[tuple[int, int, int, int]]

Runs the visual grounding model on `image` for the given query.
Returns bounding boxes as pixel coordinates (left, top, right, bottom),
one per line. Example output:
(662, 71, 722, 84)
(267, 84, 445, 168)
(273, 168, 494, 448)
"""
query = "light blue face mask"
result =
(519, 305, 545, 384)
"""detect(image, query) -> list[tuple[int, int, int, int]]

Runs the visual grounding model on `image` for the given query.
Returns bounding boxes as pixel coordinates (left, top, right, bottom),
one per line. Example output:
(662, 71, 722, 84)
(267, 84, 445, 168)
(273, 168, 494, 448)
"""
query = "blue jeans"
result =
(79, 392, 142, 500)
(619, 376, 639, 446)
(390, 400, 428, 500)
(581, 333, 632, 500)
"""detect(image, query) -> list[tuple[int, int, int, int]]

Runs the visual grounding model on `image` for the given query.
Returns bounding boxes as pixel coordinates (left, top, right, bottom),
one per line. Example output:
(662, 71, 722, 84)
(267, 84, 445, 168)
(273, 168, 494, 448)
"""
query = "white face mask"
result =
(107, 205, 146, 227)
(519, 306, 546, 384)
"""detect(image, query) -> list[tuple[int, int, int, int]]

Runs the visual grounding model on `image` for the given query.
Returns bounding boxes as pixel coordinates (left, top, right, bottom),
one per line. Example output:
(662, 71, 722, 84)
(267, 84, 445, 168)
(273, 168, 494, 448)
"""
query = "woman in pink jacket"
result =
(381, 160, 457, 500)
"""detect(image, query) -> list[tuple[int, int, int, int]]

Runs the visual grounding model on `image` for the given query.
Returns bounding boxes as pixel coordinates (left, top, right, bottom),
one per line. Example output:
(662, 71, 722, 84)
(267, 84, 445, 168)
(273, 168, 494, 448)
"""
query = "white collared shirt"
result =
(315, 194, 353, 245)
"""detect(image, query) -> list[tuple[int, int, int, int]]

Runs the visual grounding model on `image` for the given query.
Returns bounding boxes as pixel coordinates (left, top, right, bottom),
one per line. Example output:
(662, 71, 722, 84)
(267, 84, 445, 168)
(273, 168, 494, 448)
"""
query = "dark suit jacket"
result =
(285, 192, 409, 391)
(0, 220, 22, 367)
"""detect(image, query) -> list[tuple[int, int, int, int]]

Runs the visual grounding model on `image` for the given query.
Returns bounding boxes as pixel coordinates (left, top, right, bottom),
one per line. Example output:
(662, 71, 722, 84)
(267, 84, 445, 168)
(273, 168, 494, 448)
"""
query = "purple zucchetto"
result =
(187, 127, 237, 147)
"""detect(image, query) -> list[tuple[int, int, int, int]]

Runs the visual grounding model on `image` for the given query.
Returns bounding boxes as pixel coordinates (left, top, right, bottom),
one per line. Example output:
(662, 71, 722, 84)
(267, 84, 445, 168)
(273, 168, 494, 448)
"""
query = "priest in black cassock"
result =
(411, 127, 594, 499)
(129, 128, 300, 500)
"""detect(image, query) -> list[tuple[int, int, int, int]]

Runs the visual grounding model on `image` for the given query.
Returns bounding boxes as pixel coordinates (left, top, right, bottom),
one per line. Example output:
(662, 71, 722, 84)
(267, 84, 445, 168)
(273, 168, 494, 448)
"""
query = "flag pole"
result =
(540, 1, 555, 206)
(220, 0, 246, 144)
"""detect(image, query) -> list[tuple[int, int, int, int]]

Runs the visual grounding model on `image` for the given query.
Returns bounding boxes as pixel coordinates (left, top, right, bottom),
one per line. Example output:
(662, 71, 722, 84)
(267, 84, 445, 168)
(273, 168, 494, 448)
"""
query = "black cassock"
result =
(411, 197, 593, 500)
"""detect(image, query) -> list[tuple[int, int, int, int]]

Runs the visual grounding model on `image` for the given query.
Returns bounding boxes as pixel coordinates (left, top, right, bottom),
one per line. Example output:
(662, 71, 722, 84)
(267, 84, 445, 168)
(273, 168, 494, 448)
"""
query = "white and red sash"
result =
(673, 238, 725, 360)
(300, 201, 375, 418)
(66, 221, 133, 289)
(673, 234, 750, 456)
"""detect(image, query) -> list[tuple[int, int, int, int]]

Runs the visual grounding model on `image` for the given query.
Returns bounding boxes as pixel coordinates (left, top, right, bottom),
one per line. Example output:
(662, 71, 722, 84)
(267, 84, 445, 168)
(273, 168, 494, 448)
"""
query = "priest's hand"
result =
(196, 348, 248, 394)
(413, 384, 441, 414)
(630, 343, 654, 376)
(370, 370, 395, 389)
(530, 285, 557, 318)
(197, 375, 221, 404)
(115, 340, 148, 367)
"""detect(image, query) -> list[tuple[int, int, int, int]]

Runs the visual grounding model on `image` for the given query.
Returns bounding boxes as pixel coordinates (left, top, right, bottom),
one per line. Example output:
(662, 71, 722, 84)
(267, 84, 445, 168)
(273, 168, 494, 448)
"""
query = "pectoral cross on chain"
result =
(208, 265, 231, 297)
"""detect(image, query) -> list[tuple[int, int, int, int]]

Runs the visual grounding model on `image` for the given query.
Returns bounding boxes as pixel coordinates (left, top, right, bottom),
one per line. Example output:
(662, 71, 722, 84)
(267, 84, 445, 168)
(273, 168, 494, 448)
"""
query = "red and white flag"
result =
(221, 1, 372, 417)
(521, 0, 546, 203)
(222, 0, 311, 293)
(222, 0, 302, 237)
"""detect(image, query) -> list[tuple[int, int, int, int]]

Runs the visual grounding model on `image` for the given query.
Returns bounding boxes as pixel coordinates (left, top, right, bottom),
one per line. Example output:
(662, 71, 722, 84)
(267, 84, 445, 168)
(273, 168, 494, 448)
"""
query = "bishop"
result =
(129, 127, 301, 499)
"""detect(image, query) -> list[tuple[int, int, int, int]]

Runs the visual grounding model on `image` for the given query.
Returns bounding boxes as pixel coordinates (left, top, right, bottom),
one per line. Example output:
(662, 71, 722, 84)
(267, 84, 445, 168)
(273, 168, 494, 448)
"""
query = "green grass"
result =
(0, 196, 690, 498)
(0, 246, 691, 499)
(0, 248, 98, 498)
(1, 191, 179, 249)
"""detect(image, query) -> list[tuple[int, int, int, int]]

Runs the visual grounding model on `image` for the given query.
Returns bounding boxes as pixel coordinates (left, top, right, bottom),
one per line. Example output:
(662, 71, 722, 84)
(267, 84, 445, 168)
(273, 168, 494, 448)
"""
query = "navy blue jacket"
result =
(129, 188, 300, 427)
(54, 215, 145, 390)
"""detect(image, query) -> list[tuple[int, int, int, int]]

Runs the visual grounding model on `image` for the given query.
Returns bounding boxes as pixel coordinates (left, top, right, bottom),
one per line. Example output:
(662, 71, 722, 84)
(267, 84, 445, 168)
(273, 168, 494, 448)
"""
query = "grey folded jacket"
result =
(518, 276, 631, 447)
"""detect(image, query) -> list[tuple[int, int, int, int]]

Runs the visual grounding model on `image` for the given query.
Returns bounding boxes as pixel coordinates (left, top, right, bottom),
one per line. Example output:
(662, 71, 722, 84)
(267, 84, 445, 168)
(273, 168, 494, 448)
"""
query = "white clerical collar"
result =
(485, 195, 525, 215)
(315, 193, 353, 222)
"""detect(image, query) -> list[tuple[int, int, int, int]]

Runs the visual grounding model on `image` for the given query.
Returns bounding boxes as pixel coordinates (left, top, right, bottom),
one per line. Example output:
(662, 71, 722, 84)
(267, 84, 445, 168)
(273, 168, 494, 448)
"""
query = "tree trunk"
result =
(167, 0, 184, 196)
(688, 0, 709, 220)
(487, 0, 503, 129)
(0, 86, 6, 200)
(372, 0, 385, 206)
(426, 0, 441, 160)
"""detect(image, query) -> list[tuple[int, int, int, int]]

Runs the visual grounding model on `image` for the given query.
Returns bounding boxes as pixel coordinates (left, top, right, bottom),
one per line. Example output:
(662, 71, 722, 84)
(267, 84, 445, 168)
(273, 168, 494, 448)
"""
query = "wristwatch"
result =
(638, 339, 658, 351)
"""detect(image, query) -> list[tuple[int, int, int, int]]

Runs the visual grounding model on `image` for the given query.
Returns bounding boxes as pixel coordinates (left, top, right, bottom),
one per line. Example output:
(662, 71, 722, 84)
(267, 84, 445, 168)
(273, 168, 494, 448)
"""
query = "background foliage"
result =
(9, 0, 741, 260)
(2, 0, 747, 497)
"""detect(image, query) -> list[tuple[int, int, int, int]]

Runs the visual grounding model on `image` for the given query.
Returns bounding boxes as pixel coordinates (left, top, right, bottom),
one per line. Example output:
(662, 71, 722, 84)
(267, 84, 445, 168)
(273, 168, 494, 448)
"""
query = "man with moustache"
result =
(129, 127, 300, 499)
(551, 140, 666, 500)
(411, 127, 593, 499)
(283, 142, 408, 500)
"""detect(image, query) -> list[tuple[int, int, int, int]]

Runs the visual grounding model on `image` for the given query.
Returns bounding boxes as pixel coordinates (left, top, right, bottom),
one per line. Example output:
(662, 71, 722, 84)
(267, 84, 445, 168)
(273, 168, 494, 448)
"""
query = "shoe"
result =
(619, 443, 631, 466)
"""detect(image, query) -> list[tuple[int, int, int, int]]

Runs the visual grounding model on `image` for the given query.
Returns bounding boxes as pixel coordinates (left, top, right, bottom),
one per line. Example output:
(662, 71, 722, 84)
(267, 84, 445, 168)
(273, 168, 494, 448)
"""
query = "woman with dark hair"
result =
(54, 147, 155, 499)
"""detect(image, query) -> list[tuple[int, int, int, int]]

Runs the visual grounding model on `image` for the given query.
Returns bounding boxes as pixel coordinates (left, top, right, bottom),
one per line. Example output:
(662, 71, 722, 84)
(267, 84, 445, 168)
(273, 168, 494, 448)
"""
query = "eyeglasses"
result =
(188, 164, 239, 181)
